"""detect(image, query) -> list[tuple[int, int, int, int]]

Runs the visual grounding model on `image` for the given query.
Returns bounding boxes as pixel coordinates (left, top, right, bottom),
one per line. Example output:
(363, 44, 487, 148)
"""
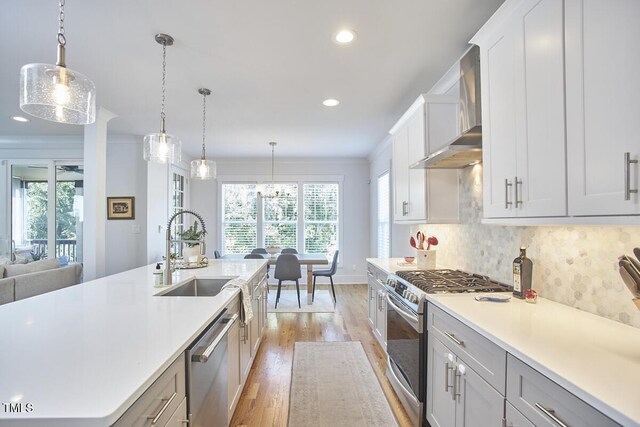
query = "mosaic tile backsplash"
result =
(415, 165, 640, 328)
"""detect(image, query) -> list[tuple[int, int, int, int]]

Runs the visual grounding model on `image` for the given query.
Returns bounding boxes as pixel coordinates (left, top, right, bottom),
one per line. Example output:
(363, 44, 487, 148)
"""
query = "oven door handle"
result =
(387, 358, 419, 406)
(386, 293, 419, 326)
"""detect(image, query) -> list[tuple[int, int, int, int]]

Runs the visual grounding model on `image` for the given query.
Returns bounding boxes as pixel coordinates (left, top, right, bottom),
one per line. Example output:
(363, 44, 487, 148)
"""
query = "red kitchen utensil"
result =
(417, 232, 425, 249)
(410, 236, 417, 249)
(426, 236, 439, 250)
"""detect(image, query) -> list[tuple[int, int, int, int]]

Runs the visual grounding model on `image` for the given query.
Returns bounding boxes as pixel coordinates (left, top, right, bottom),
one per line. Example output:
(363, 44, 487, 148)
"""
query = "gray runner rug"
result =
(288, 341, 398, 427)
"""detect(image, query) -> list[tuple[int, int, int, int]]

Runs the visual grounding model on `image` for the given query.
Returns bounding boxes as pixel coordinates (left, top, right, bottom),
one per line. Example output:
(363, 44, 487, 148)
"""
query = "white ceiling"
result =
(1, 0, 503, 158)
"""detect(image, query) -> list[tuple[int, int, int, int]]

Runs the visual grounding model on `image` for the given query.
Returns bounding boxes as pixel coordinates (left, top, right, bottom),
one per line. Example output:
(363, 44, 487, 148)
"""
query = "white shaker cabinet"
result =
(426, 334, 504, 427)
(565, 0, 640, 215)
(392, 95, 459, 224)
(393, 102, 428, 222)
(473, 0, 567, 219)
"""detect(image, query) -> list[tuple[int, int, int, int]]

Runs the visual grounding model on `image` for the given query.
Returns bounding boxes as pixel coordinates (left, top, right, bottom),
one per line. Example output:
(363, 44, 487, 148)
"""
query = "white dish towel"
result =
(222, 278, 253, 324)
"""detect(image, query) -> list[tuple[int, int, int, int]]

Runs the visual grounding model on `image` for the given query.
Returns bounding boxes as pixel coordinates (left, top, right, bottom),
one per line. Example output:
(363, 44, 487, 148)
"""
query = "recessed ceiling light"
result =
(334, 29, 357, 45)
(323, 99, 340, 107)
(11, 116, 29, 122)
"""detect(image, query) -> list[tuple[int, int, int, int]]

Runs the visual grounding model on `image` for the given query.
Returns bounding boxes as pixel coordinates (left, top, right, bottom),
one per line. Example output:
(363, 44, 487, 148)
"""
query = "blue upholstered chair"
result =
(280, 248, 298, 254)
(274, 254, 302, 308)
(312, 250, 339, 303)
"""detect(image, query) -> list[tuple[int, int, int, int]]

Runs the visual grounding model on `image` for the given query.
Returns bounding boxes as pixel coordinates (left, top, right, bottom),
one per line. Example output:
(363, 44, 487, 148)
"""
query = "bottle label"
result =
(513, 264, 521, 292)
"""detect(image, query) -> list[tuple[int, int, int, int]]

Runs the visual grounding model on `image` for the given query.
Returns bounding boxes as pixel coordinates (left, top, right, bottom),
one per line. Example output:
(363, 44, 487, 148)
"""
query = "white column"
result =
(83, 107, 117, 281)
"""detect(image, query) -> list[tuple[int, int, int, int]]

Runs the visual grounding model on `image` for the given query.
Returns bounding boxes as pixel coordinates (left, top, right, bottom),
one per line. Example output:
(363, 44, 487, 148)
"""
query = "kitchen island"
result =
(0, 259, 267, 426)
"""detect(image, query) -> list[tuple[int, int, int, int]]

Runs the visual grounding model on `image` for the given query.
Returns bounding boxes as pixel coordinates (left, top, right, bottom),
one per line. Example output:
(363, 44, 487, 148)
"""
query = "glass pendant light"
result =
(190, 88, 216, 180)
(257, 142, 284, 199)
(19, 0, 96, 125)
(143, 34, 182, 164)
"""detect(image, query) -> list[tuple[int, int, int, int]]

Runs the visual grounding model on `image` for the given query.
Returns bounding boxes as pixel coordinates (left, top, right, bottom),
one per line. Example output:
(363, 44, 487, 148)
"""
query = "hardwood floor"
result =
(230, 284, 413, 427)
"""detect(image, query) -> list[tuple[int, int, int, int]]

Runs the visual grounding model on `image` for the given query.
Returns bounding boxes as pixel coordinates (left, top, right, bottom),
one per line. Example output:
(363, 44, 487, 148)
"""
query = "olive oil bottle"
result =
(513, 246, 532, 299)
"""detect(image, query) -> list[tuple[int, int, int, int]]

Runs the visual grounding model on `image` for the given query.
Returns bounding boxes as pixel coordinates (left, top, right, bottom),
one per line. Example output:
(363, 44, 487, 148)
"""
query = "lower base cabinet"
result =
(506, 355, 620, 427)
(505, 403, 534, 427)
(113, 353, 186, 426)
(367, 263, 387, 348)
(227, 316, 242, 420)
(165, 397, 188, 427)
(426, 334, 504, 427)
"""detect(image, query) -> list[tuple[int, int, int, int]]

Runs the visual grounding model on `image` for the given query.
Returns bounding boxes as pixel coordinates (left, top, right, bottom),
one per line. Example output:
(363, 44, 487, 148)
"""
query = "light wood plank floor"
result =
(230, 284, 413, 427)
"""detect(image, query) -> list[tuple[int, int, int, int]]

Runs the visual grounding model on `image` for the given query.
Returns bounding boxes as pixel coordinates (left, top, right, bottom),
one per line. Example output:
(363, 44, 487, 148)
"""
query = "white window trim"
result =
(217, 175, 344, 266)
(377, 170, 391, 259)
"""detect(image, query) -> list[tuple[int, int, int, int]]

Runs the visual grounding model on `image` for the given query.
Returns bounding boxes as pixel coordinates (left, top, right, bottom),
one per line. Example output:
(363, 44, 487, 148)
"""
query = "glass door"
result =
(11, 164, 49, 261)
(55, 165, 83, 262)
(8, 161, 83, 263)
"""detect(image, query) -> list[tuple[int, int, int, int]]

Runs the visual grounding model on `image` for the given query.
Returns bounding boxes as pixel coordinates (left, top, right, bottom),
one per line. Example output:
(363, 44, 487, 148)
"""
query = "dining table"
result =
(222, 253, 329, 304)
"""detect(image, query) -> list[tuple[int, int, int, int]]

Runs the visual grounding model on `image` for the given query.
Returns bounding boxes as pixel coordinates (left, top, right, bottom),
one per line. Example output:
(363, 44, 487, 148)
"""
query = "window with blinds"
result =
(377, 172, 390, 258)
(263, 183, 298, 249)
(303, 183, 339, 254)
(221, 183, 257, 254)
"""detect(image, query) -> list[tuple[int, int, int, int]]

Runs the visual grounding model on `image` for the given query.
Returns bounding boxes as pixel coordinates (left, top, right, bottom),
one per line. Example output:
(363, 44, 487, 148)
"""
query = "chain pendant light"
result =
(143, 34, 182, 164)
(190, 88, 216, 180)
(257, 142, 285, 199)
(19, 0, 96, 124)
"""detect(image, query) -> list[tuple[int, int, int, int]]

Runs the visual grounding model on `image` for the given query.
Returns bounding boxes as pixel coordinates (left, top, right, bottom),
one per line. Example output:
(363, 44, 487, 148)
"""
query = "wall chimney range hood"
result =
(412, 46, 482, 169)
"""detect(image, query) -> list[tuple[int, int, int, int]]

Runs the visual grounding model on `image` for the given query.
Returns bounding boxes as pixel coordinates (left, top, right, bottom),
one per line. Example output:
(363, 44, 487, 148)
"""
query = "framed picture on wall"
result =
(107, 196, 135, 220)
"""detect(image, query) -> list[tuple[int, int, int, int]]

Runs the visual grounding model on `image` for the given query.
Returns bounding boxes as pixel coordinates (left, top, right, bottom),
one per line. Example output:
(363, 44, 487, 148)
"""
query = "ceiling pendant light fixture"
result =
(257, 142, 286, 199)
(143, 34, 181, 164)
(190, 88, 216, 180)
(19, 0, 96, 124)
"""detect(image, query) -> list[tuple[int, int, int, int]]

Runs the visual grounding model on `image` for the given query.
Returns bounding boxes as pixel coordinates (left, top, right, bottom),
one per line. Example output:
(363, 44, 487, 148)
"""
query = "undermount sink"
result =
(157, 278, 235, 297)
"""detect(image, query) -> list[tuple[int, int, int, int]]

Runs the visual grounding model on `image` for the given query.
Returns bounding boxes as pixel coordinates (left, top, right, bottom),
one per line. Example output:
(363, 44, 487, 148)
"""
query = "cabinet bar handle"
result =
(625, 152, 638, 201)
(444, 362, 454, 392)
(535, 403, 569, 427)
(148, 392, 177, 425)
(505, 179, 513, 209)
(453, 369, 462, 399)
(444, 331, 465, 347)
(515, 177, 523, 207)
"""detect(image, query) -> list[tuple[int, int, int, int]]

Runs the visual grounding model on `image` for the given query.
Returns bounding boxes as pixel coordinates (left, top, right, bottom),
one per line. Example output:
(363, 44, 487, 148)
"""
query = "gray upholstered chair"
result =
(281, 248, 298, 254)
(274, 254, 302, 308)
(251, 248, 268, 255)
(244, 254, 265, 259)
(312, 250, 339, 303)
(214, 250, 221, 259)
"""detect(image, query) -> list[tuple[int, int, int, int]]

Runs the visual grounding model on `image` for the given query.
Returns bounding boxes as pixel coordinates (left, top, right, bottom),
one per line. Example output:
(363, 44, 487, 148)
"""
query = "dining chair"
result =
(251, 248, 268, 255)
(214, 250, 221, 259)
(312, 250, 339, 303)
(281, 248, 298, 254)
(244, 254, 265, 259)
(274, 254, 302, 308)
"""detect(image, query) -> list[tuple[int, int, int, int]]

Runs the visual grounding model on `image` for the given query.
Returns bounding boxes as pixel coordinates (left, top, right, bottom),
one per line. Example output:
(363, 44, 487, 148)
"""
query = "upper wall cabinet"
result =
(391, 96, 459, 224)
(565, 0, 640, 216)
(472, 0, 567, 219)
(473, 0, 639, 222)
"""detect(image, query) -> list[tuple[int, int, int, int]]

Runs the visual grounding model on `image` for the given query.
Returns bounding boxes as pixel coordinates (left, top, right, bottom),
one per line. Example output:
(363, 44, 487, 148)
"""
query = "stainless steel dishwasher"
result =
(186, 309, 238, 427)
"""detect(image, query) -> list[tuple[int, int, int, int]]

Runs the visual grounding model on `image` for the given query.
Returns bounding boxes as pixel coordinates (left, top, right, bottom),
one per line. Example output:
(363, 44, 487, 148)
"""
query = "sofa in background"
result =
(0, 259, 83, 305)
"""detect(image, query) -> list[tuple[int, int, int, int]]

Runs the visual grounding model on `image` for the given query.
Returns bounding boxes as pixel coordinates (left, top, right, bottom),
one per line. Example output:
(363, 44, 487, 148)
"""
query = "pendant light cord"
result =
(57, 0, 66, 46)
(201, 92, 207, 160)
(160, 42, 167, 133)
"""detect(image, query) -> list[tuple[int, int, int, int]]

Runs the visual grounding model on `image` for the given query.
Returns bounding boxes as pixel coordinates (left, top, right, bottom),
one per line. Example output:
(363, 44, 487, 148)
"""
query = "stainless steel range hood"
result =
(411, 46, 482, 169)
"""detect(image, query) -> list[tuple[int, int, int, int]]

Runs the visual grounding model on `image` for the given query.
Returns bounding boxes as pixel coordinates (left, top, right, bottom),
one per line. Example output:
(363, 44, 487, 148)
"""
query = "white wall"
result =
(190, 158, 370, 284)
(105, 138, 148, 275)
(368, 138, 411, 258)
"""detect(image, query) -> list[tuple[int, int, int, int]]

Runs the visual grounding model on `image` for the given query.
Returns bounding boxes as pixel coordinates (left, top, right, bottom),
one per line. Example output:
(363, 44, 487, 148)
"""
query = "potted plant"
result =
(178, 221, 207, 264)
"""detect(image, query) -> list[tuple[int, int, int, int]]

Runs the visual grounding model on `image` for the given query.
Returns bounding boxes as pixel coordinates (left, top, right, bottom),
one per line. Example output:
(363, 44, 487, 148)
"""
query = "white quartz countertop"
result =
(0, 259, 266, 427)
(368, 258, 640, 426)
(366, 257, 422, 273)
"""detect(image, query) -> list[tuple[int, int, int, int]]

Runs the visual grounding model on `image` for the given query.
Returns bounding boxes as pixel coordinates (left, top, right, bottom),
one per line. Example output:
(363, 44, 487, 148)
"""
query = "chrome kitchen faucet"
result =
(165, 210, 207, 286)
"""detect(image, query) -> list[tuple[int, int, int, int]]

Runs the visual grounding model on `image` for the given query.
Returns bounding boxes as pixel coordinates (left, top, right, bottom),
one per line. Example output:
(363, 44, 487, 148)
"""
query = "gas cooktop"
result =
(395, 269, 511, 294)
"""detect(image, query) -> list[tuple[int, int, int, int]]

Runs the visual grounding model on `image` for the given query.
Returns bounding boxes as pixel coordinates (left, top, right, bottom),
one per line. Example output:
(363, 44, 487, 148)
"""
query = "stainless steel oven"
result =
(385, 279, 425, 427)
